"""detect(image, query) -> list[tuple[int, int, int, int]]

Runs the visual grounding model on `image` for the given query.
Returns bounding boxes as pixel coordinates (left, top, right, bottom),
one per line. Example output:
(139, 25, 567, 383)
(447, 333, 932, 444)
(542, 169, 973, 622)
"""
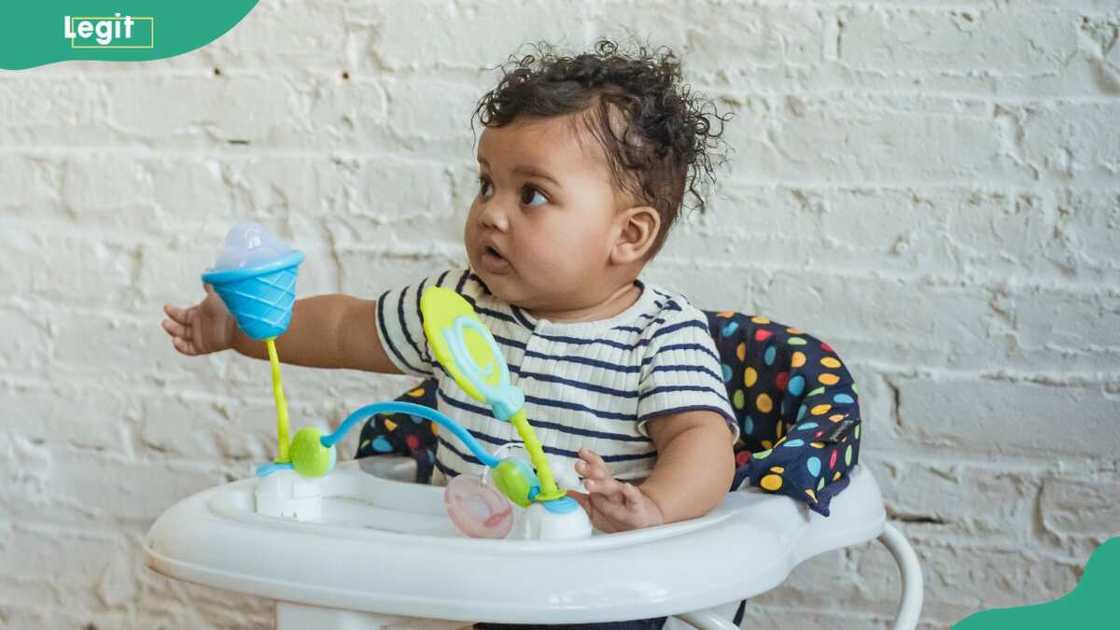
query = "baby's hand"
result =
(567, 448, 664, 533)
(161, 284, 237, 356)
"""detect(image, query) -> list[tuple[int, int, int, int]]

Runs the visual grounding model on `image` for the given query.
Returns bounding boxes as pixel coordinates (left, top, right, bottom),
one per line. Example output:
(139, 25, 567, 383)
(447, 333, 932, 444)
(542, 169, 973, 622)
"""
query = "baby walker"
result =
(145, 223, 924, 629)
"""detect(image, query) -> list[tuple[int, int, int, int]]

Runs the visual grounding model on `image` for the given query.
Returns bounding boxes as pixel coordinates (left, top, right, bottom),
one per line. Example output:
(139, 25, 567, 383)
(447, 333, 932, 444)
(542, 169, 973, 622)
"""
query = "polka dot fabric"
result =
(707, 311, 861, 516)
(355, 381, 440, 484)
(355, 310, 861, 517)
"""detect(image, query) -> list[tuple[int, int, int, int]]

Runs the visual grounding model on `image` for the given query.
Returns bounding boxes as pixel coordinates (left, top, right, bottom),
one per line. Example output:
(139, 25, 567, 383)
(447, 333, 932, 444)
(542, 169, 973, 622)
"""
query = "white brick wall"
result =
(2, 1, 1118, 628)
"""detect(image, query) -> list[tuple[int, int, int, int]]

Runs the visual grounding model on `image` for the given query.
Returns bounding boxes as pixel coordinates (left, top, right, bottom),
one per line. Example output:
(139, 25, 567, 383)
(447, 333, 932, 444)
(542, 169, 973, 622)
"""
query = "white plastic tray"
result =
(144, 459, 885, 625)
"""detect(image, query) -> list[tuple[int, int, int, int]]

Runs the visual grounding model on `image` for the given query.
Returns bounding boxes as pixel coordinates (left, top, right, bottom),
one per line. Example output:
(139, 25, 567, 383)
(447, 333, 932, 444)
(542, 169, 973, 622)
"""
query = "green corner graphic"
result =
(1, 2, 258, 70)
(954, 537, 1119, 629)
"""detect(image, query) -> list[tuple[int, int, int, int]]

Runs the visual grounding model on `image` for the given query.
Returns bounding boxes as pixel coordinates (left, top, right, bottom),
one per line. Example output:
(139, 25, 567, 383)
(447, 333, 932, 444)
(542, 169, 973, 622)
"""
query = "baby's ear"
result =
(611, 205, 660, 265)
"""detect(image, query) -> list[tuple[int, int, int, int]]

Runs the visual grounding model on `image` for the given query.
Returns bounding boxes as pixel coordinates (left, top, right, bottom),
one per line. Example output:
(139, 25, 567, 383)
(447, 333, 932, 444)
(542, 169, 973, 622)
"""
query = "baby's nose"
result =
(479, 204, 511, 232)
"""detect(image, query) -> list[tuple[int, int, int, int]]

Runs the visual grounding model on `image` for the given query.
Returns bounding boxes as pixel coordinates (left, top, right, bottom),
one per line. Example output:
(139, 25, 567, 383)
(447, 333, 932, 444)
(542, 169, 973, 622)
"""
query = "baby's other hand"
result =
(567, 448, 664, 533)
(161, 284, 237, 356)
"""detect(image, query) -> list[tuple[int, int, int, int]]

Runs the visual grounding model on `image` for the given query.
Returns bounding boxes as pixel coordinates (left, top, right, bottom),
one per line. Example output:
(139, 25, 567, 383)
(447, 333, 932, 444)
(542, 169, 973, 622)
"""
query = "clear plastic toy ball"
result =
(212, 221, 293, 270)
(444, 474, 513, 539)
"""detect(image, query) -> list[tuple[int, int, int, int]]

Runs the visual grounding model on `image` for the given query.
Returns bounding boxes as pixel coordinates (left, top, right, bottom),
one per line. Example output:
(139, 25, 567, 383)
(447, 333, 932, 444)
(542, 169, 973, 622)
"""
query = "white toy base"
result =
(255, 462, 593, 542)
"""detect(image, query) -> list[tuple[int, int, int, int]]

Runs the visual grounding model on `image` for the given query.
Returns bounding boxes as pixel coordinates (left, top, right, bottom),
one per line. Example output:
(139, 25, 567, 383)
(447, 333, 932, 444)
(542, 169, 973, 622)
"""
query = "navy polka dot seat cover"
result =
(356, 310, 861, 516)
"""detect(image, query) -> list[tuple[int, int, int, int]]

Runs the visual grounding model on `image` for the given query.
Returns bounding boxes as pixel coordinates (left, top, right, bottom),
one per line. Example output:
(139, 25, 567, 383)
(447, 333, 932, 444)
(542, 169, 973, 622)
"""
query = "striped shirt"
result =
(376, 267, 737, 482)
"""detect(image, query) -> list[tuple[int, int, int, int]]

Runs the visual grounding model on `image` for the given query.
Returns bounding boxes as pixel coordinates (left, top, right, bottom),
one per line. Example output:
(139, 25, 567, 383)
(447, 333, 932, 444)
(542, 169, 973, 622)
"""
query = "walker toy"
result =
(145, 223, 924, 629)
(200, 222, 304, 466)
(200, 223, 587, 539)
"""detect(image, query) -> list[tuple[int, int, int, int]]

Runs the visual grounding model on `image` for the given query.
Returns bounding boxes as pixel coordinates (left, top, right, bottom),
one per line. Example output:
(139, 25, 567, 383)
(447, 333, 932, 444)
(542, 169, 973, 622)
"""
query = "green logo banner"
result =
(1, 2, 259, 70)
(954, 537, 1118, 629)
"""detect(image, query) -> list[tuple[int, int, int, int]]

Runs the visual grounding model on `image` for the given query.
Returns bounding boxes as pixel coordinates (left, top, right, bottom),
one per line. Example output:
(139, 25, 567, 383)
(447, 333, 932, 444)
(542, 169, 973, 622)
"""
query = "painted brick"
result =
(3, 2, 1119, 628)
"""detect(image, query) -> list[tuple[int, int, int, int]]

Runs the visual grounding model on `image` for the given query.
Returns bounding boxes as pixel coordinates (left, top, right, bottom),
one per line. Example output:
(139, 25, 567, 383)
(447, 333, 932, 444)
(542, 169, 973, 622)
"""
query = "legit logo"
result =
(64, 13, 154, 48)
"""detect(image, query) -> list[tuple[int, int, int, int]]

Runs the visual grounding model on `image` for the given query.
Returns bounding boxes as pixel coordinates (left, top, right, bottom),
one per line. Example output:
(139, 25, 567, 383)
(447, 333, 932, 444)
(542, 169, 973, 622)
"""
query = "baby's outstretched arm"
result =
(162, 287, 401, 374)
(569, 410, 735, 532)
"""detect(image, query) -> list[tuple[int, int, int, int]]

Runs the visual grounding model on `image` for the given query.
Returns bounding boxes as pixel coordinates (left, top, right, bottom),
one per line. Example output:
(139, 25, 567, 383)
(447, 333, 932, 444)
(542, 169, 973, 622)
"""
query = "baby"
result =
(162, 40, 737, 537)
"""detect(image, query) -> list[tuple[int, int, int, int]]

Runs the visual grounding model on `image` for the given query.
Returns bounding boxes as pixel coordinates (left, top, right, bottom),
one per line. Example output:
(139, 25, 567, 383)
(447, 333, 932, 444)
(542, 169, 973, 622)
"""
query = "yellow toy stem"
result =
(265, 337, 291, 463)
(509, 409, 565, 501)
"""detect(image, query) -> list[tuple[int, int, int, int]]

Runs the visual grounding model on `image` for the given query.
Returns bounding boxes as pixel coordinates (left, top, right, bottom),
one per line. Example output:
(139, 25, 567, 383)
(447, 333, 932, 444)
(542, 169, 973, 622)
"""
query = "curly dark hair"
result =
(473, 39, 730, 258)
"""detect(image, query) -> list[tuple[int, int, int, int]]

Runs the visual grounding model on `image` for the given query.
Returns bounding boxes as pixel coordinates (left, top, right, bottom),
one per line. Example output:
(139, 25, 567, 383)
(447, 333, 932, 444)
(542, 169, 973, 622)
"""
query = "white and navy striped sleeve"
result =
(375, 267, 471, 378)
(636, 307, 739, 439)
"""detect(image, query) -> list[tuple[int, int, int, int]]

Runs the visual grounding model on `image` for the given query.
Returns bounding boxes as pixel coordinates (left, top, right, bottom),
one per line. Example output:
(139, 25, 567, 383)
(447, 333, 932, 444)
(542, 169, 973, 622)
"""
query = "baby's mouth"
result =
(479, 244, 511, 273)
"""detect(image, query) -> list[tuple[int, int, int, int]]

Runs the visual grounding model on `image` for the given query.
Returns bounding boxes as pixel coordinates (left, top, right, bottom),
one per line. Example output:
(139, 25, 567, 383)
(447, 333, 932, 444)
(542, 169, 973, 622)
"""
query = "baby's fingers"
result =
(161, 317, 188, 340)
(575, 448, 611, 480)
(170, 335, 199, 356)
(163, 303, 192, 325)
(583, 475, 624, 501)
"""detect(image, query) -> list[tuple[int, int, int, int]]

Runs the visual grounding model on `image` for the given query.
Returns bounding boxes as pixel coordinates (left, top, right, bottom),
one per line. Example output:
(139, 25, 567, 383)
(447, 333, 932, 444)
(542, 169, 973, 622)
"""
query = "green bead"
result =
(493, 458, 535, 507)
(290, 427, 335, 477)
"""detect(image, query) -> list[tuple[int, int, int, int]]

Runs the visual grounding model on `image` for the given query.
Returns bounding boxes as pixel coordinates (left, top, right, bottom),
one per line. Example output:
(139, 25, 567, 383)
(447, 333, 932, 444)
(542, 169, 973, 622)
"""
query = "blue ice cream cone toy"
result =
(202, 224, 305, 465)
(201, 250, 305, 340)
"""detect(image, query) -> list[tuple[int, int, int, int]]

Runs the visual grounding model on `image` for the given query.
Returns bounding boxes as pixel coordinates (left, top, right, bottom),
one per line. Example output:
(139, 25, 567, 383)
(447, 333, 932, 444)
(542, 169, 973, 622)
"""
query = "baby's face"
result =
(465, 114, 625, 313)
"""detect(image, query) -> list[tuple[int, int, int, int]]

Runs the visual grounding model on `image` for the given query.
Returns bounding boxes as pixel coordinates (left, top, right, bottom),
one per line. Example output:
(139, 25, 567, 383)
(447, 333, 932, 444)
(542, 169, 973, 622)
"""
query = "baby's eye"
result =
(520, 185, 548, 208)
(477, 176, 493, 199)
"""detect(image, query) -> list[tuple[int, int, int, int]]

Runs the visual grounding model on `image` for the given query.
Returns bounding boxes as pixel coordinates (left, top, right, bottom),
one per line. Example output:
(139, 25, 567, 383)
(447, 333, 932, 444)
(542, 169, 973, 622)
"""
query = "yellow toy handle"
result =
(265, 337, 291, 463)
(509, 409, 565, 501)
